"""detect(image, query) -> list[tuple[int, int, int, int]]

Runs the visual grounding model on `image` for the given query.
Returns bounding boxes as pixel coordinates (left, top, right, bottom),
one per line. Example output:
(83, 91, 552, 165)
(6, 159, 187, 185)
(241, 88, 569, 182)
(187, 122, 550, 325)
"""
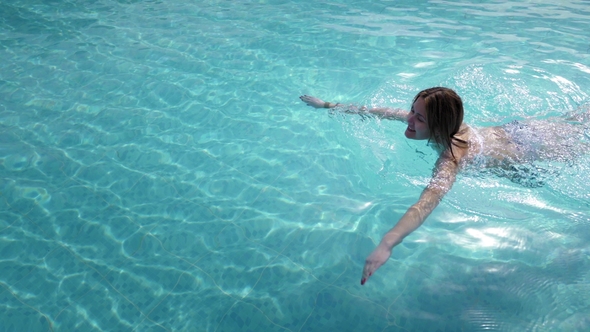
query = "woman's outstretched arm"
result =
(360, 150, 462, 285)
(299, 95, 409, 121)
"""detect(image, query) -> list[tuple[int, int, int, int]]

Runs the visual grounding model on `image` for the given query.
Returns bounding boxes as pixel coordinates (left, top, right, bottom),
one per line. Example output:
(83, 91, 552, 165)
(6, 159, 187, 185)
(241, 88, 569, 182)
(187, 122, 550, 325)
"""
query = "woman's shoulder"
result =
(452, 124, 475, 155)
(439, 124, 499, 163)
(464, 124, 524, 163)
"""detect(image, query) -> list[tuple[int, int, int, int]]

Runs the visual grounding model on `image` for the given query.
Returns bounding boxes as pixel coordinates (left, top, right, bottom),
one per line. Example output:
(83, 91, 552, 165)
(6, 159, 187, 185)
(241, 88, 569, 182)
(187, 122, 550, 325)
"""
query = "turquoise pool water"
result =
(1, 0, 590, 331)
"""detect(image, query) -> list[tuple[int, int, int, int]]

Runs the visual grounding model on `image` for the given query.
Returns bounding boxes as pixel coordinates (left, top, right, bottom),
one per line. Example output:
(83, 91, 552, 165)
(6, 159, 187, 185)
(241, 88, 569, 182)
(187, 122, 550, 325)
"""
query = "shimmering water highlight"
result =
(1, 0, 590, 331)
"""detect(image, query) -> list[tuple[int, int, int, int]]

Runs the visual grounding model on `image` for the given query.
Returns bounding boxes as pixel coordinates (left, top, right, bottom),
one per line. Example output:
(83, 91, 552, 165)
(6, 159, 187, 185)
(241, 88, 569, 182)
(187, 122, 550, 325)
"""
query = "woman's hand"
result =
(361, 243, 392, 285)
(299, 95, 327, 108)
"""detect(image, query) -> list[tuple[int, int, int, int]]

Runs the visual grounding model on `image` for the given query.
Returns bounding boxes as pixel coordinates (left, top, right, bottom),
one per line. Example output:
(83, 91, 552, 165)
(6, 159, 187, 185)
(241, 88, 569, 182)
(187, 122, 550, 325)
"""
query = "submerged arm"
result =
(361, 150, 462, 285)
(299, 95, 408, 121)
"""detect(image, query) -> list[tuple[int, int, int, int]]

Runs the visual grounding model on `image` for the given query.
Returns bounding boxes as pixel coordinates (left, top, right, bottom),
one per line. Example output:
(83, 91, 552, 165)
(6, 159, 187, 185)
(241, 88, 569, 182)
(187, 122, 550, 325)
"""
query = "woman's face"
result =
(405, 97, 430, 140)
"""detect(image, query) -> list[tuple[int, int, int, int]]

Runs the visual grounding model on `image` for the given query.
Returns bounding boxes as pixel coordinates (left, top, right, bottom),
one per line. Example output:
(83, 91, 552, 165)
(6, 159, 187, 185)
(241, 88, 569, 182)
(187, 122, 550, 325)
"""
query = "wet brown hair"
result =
(412, 87, 467, 157)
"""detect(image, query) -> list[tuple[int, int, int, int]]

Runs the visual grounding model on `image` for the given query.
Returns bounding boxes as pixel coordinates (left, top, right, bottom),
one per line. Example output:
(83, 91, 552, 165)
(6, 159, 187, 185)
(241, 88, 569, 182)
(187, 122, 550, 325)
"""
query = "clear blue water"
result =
(1, 0, 590, 331)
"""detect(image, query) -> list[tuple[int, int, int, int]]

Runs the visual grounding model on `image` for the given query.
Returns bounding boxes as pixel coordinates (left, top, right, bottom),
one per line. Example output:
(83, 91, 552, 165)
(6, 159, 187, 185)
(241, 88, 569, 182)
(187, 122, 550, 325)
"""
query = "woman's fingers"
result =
(361, 260, 377, 285)
(299, 95, 324, 108)
(361, 245, 391, 285)
(299, 95, 312, 101)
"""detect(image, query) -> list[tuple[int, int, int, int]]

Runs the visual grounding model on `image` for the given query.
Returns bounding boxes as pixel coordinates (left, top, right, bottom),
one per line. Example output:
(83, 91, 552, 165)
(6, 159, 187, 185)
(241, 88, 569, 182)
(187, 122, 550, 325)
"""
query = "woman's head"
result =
(406, 87, 464, 151)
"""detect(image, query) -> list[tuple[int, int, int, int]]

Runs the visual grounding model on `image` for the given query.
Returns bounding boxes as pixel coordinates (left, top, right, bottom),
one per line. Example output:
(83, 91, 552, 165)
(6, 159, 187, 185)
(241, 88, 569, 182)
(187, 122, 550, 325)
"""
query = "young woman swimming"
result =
(299, 87, 589, 285)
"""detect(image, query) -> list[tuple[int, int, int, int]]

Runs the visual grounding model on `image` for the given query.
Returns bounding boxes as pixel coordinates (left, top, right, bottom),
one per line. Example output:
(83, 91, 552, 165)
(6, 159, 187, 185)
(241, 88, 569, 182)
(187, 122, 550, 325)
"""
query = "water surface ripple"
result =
(1, 0, 589, 331)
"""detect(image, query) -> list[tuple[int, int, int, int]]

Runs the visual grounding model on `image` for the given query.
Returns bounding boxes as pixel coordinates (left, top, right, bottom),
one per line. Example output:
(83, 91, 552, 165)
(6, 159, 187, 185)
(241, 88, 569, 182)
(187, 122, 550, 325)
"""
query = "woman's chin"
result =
(404, 128, 416, 139)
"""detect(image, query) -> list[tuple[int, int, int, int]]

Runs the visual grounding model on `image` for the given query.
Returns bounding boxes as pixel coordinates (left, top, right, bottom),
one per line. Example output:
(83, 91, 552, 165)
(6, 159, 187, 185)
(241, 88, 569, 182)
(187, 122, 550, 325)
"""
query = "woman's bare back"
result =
(460, 117, 589, 167)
